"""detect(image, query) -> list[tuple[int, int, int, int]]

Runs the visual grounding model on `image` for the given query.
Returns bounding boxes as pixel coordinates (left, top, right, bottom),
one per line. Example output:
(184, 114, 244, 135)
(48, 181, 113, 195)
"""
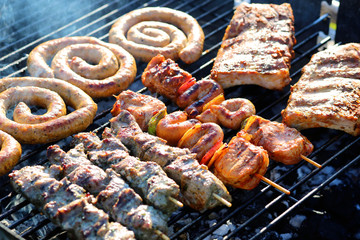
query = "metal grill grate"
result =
(0, 0, 359, 239)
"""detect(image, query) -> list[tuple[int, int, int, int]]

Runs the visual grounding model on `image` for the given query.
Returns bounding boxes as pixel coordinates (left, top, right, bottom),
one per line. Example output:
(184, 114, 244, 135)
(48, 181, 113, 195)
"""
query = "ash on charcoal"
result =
(280, 233, 293, 240)
(289, 214, 306, 229)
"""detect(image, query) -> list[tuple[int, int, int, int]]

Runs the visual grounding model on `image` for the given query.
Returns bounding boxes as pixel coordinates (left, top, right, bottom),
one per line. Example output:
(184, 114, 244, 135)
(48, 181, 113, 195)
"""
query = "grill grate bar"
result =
(0, 200, 30, 221)
(8, 210, 37, 229)
(20, 218, 51, 238)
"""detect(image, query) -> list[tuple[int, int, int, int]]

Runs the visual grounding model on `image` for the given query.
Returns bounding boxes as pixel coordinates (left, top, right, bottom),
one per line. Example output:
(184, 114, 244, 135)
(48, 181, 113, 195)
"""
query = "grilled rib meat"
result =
(211, 2, 296, 90)
(142, 54, 194, 102)
(239, 115, 313, 165)
(73, 132, 181, 214)
(111, 90, 166, 131)
(282, 43, 360, 136)
(47, 144, 169, 240)
(109, 110, 232, 211)
(9, 166, 135, 240)
(213, 136, 269, 190)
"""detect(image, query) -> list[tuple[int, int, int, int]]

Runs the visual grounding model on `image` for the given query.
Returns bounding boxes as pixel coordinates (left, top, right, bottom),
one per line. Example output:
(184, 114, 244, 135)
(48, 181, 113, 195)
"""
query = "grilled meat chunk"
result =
(213, 136, 269, 190)
(9, 166, 135, 240)
(142, 54, 194, 102)
(48, 143, 170, 240)
(239, 115, 313, 165)
(143, 143, 191, 167)
(110, 110, 232, 211)
(111, 90, 166, 131)
(73, 132, 181, 215)
(282, 43, 360, 136)
(211, 2, 296, 90)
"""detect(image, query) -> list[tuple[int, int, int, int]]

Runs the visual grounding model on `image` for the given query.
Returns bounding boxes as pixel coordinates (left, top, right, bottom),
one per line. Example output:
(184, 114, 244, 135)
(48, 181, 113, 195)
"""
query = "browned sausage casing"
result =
(0, 77, 97, 144)
(109, 7, 205, 64)
(0, 130, 21, 176)
(27, 36, 136, 98)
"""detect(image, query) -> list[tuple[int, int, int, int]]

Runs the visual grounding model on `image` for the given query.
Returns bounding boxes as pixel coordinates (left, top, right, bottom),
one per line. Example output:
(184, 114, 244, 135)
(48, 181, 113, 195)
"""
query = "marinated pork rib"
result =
(9, 166, 135, 240)
(47, 144, 169, 240)
(109, 110, 232, 211)
(282, 43, 360, 136)
(239, 115, 313, 165)
(142, 54, 194, 102)
(211, 2, 296, 90)
(111, 90, 166, 131)
(213, 136, 269, 190)
(72, 132, 181, 214)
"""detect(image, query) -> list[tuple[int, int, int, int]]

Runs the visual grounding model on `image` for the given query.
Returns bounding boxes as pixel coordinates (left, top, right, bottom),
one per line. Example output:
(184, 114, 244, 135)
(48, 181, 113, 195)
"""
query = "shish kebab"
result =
(106, 109, 233, 210)
(46, 143, 170, 240)
(71, 131, 183, 214)
(111, 91, 289, 194)
(9, 165, 136, 240)
(140, 54, 319, 168)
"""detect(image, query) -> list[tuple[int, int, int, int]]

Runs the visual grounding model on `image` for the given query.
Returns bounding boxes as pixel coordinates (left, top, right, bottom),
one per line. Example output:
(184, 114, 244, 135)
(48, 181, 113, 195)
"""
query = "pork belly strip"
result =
(109, 110, 232, 211)
(211, 2, 296, 90)
(9, 166, 135, 240)
(282, 43, 360, 136)
(47, 144, 169, 240)
(72, 132, 181, 214)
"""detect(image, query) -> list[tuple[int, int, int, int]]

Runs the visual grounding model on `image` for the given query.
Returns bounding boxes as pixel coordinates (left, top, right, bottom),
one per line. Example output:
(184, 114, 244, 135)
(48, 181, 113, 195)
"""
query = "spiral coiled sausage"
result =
(27, 36, 136, 98)
(0, 77, 97, 144)
(109, 7, 204, 64)
(0, 130, 21, 176)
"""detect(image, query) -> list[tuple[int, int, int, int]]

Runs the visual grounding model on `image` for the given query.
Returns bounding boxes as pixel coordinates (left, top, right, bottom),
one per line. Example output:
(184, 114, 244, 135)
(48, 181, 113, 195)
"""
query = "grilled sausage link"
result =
(0, 130, 22, 176)
(197, 98, 256, 129)
(0, 77, 97, 144)
(176, 79, 224, 118)
(178, 122, 224, 161)
(27, 36, 136, 98)
(109, 7, 204, 64)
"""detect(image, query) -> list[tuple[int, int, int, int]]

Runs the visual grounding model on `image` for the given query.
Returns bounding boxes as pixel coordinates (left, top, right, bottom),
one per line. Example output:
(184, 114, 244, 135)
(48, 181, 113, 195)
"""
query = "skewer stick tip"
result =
(254, 173, 291, 195)
(154, 229, 170, 240)
(213, 193, 232, 208)
(301, 155, 322, 168)
(168, 196, 184, 208)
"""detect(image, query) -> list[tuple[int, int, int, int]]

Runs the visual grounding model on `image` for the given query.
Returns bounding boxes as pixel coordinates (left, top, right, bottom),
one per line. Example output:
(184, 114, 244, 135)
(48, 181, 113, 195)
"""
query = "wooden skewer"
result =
(254, 173, 290, 195)
(154, 229, 170, 240)
(213, 193, 232, 208)
(301, 154, 322, 168)
(168, 196, 184, 208)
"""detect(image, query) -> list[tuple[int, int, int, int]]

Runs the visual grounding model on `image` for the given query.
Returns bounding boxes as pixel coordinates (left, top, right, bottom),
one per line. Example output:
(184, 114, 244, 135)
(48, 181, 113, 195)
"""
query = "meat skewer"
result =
(47, 143, 170, 240)
(109, 110, 232, 211)
(71, 131, 183, 213)
(111, 91, 291, 195)
(9, 165, 136, 240)
(239, 115, 319, 167)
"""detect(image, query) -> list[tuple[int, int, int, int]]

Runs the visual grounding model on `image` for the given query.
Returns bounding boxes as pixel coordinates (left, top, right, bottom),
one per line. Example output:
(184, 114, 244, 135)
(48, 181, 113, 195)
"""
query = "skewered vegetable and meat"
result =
(239, 115, 313, 165)
(9, 165, 135, 240)
(212, 136, 269, 190)
(111, 90, 166, 131)
(72, 132, 181, 214)
(210, 2, 296, 90)
(109, 110, 232, 211)
(142, 54, 195, 102)
(47, 144, 169, 240)
(282, 43, 360, 136)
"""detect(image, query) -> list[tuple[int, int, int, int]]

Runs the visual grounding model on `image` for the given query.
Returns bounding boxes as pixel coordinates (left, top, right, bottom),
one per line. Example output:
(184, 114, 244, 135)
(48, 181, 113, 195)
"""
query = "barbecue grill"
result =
(1, 0, 359, 239)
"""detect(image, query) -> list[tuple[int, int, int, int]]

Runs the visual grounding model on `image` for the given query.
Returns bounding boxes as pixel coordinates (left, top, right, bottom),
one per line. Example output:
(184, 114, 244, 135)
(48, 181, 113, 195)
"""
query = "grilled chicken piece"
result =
(239, 115, 313, 165)
(73, 132, 181, 215)
(111, 90, 166, 131)
(282, 43, 360, 136)
(110, 110, 232, 211)
(47, 144, 169, 239)
(142, 54, 194, 102)
(213, 136, 269, 190)
(211, 2, 296, 90)
(9, 166, 135, 240)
